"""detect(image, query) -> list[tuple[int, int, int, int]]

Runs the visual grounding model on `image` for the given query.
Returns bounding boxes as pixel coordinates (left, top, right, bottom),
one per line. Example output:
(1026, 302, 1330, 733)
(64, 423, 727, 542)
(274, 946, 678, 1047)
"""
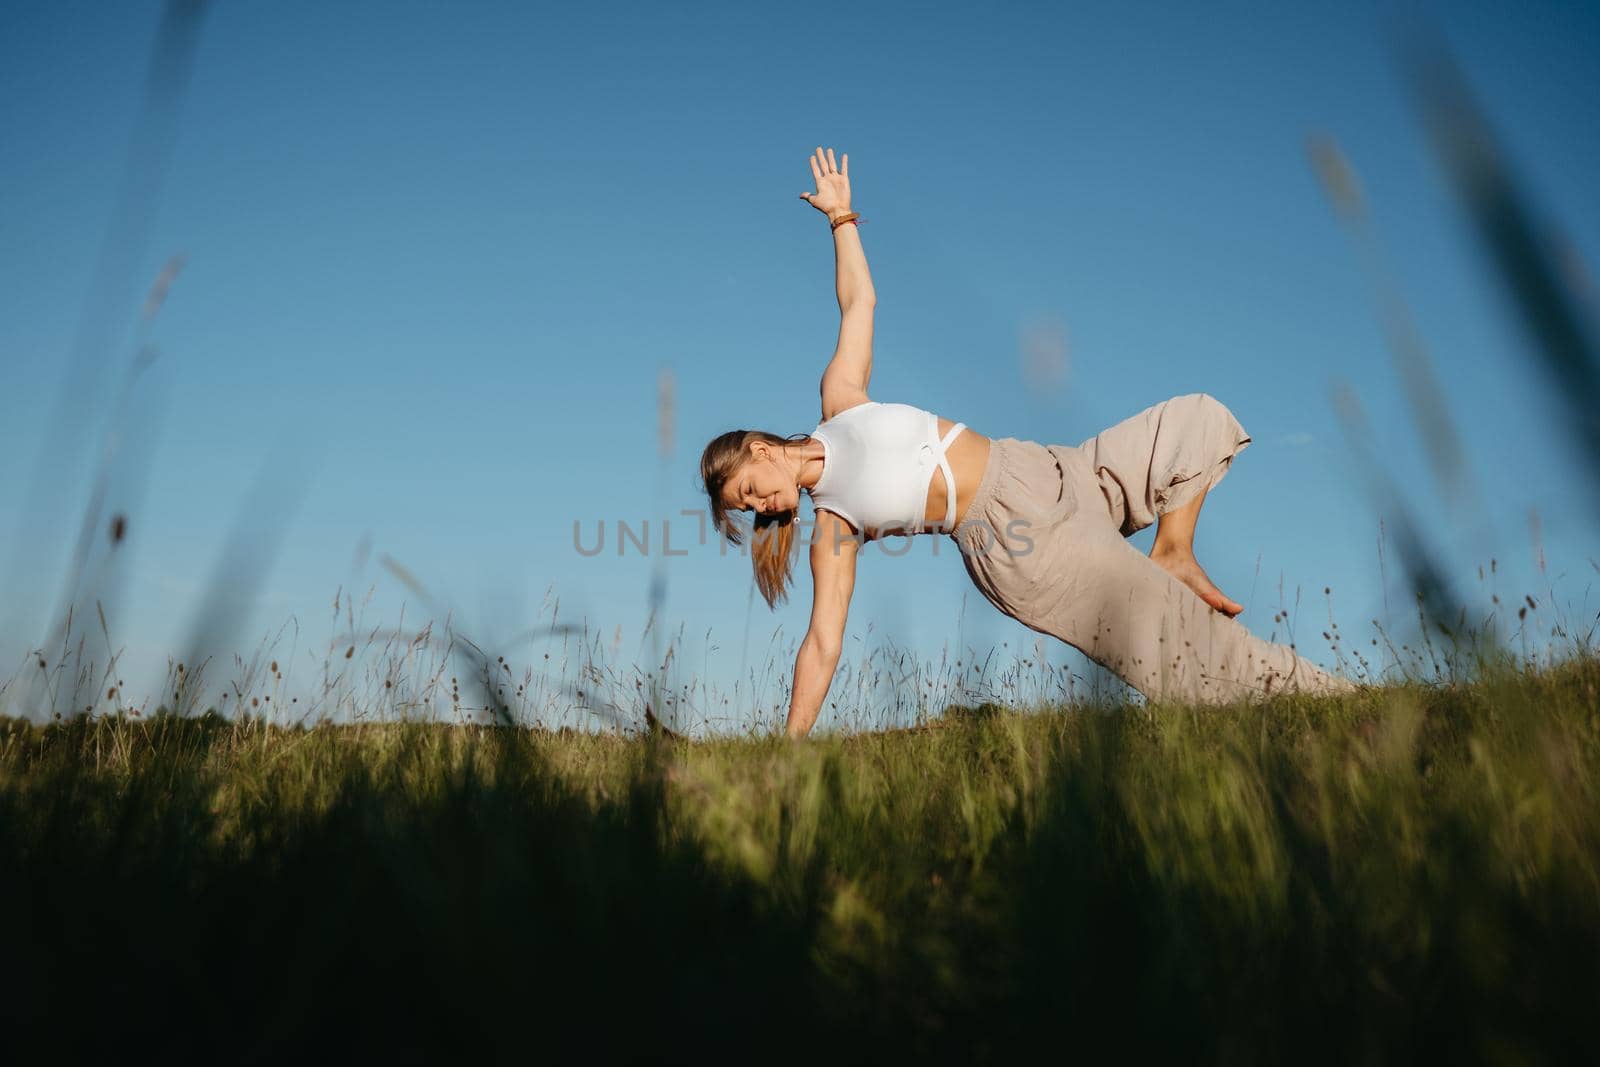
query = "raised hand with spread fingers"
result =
(800, 145, 853, 223)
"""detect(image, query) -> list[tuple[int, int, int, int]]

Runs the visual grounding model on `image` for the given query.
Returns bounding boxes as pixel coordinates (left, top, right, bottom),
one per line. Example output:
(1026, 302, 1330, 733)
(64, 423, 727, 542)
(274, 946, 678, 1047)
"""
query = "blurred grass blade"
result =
(2, 1, 212, 643)
(1404, 31, 1600, 520)
(1307, 134, 1488, 553)
(39, 256, 187, 696)
(175, 447, 309, 716)
(1329, 381, 1470, 647)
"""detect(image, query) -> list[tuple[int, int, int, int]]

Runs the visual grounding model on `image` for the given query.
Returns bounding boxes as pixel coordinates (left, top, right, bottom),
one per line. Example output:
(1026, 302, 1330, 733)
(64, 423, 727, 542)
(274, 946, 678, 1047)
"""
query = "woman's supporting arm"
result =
(786, 509, 859, 737)
(788, 634, 840, 738)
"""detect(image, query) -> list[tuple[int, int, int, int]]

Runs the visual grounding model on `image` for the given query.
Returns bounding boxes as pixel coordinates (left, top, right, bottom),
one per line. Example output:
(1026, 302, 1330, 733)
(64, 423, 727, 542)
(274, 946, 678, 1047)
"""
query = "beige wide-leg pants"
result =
(952, 393, 1357, 705)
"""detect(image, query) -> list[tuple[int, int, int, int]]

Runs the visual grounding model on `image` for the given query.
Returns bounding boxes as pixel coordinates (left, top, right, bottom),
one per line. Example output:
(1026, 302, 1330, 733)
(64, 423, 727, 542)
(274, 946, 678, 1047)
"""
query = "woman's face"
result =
(723, 448, 799, 517)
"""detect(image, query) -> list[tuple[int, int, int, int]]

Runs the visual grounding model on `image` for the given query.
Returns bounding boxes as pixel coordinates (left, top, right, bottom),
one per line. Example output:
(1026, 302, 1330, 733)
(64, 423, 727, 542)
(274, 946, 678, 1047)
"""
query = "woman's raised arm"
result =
(801, 147, 874, 310)
(802, 146, 875, 418)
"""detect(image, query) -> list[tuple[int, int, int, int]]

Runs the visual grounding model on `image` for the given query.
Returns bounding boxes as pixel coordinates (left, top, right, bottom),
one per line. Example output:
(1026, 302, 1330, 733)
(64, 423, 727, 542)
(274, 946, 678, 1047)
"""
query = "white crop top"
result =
(805, 401, 967, 535)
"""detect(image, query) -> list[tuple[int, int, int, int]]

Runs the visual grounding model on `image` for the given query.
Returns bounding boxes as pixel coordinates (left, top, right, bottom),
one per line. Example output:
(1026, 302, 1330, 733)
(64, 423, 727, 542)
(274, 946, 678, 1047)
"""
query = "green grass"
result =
(4, 651, 1599, 1062)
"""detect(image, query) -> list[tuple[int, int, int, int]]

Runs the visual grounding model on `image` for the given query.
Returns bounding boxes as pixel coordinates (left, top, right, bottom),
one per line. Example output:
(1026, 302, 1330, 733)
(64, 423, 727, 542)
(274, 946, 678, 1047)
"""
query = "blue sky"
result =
(3, 0, 1597, 731)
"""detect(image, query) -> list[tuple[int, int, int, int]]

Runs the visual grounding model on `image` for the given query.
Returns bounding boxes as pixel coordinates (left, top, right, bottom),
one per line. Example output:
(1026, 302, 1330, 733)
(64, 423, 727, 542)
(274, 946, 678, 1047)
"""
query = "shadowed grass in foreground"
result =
(4, 650, 1599, 1062)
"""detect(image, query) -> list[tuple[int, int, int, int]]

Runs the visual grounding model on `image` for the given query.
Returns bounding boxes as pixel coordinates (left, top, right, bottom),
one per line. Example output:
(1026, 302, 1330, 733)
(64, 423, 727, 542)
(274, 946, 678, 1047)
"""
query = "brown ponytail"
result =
(700, 428, 811, 609)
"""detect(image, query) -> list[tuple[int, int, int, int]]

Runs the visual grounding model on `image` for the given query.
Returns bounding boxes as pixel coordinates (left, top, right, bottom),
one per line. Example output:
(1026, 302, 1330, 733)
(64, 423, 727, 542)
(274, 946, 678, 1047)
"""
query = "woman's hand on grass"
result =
(800, 145, 852, 222)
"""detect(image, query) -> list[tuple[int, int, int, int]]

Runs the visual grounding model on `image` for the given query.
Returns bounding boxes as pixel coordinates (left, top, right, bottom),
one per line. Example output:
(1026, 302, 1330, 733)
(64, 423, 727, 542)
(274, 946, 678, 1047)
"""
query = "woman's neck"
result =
(790, 439, 827, 492)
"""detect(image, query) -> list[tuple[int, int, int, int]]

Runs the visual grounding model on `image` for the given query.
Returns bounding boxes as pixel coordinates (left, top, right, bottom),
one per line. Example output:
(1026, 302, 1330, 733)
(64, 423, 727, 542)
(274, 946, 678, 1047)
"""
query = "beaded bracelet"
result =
(830, 211, 862, 231)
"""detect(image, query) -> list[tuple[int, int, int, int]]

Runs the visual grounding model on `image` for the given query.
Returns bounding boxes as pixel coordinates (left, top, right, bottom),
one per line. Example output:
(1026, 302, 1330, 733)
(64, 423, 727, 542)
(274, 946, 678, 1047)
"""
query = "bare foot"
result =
(1149, 546, 1245, 617)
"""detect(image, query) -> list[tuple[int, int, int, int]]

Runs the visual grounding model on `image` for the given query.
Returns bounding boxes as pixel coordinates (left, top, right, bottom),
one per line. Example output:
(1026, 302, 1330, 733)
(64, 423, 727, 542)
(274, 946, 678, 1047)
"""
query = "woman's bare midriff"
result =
(920, 418, 991, 534)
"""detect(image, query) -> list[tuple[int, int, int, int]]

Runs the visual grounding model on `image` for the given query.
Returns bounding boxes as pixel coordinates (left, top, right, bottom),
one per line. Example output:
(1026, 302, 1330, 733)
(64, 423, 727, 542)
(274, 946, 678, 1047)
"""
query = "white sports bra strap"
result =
(936, 421, 966, 532)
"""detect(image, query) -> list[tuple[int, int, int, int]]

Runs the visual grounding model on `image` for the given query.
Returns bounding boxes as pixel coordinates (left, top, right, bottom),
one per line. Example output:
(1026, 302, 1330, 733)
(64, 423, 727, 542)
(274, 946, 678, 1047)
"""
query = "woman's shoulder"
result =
(821, 397, 943, 422)
(818, 396, 879, 425)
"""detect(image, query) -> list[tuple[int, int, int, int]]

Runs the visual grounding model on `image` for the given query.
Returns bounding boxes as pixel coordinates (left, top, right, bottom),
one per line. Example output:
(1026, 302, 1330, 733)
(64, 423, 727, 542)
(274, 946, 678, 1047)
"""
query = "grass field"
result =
(5, 646, 1598, 1063)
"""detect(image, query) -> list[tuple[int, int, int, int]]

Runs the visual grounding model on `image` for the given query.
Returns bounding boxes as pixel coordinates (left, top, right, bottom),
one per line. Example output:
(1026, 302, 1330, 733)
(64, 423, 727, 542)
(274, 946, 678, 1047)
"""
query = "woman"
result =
(700, 146, 1358, 737)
